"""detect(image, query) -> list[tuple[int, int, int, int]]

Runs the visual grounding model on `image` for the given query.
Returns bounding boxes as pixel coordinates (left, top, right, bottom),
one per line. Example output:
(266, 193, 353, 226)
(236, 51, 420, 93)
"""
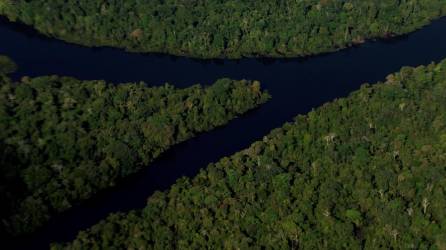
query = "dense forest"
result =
(1, 0, 445, 58)
(54, 59, 446, 249)
(0, 57, 270, 236)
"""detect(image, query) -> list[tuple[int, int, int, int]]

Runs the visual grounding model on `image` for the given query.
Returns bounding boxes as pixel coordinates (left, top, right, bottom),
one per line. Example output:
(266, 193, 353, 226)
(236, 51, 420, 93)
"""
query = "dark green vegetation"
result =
(0, 55, 17, 74)
(0, 59, 269, 236)
(55, 60, 446, 249)
(1, 0, 445, 58)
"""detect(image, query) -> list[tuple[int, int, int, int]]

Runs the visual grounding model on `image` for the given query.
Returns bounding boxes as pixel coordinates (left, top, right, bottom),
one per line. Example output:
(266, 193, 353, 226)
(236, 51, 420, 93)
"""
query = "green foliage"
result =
(1, 0, 445, 58)
(0, 55, 17, 74)
(0, 63, 270, 235)
(55, 59, 446, 249)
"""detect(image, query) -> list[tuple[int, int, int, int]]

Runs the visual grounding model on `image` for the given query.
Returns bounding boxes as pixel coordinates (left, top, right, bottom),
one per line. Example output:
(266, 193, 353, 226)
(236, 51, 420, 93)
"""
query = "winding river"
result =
(1, 17, 446, 249)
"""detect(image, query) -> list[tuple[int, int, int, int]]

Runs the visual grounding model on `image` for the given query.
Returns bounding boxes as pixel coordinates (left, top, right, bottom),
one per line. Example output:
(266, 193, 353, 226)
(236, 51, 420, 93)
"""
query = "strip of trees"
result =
(54, 59, 446, 249)
(0, 55, 16, 74)
(1, 0, 445, 58)
(0, 56, 270, 235)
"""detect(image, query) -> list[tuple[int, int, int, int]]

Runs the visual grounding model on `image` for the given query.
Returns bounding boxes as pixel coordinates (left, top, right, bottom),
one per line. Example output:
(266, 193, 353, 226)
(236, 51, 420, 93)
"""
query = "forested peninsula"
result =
(55, 59, 446, 249)
(0, 57, 269, 236)
(1, 1, 445, 58)
(0, 55, 16, 74)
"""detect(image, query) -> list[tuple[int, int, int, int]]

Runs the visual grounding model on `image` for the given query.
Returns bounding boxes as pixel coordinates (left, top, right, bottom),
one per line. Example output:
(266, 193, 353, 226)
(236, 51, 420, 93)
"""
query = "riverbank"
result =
(1, 13, 446, 250)
(1, 1, 445, 59)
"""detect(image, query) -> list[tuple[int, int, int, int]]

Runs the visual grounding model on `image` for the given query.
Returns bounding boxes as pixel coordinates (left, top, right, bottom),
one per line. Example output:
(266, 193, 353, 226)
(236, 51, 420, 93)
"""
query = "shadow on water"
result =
(1, 16, 446, 249)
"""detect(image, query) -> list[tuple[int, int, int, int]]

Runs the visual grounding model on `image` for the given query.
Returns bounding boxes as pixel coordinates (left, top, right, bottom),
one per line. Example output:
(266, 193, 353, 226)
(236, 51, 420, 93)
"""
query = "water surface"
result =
(1, 17, 446, 249)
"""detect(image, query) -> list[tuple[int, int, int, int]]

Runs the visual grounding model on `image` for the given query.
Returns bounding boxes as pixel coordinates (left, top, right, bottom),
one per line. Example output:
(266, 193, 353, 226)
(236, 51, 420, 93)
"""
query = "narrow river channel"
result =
(1, 17, 446, 249)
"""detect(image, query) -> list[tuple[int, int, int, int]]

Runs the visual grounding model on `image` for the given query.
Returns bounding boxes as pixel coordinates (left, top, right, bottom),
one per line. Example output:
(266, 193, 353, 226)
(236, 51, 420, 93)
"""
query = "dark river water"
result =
(1, 17, 446, 249)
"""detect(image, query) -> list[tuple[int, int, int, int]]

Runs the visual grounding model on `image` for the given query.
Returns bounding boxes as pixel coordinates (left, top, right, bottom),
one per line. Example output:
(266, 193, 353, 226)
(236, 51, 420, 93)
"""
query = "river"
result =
(1, 17, 446, 249)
